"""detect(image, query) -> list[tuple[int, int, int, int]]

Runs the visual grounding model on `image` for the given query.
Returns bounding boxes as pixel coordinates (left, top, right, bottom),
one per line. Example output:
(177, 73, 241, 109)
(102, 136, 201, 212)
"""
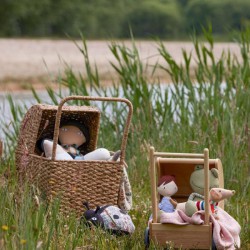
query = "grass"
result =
(0, 29, 249, 249)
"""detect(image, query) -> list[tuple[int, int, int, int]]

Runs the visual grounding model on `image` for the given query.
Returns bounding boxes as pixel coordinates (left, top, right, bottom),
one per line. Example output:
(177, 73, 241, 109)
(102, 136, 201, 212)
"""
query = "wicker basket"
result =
(15, 96, 133, 216)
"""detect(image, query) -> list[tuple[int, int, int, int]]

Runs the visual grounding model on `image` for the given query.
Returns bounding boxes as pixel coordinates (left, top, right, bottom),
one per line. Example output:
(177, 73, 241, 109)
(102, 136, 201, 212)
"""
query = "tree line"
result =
(1, 0, 250, 39)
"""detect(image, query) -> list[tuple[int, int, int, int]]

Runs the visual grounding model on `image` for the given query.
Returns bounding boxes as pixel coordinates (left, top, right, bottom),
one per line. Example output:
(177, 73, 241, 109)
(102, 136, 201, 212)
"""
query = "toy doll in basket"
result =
(40, 120, 121, 161)
(39, 119, 132, 212)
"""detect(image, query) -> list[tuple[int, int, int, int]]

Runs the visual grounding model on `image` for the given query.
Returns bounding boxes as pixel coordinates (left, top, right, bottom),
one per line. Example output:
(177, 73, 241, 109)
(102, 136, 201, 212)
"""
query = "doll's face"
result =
(157, 180, 178, 197)
(59, 125, 86, 147)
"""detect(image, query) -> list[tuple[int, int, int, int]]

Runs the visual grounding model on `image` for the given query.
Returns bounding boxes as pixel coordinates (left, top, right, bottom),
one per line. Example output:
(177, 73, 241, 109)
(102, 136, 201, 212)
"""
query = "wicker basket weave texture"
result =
(16, 105, 43, 158)
(16, 104, 100, 168)
(21, 155, 122, 215)
(15, 96, 133, 216)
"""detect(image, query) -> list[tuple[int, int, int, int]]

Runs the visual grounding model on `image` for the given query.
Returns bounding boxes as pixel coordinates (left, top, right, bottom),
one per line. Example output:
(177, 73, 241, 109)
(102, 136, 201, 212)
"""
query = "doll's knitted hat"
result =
(60, 120, 90, 144)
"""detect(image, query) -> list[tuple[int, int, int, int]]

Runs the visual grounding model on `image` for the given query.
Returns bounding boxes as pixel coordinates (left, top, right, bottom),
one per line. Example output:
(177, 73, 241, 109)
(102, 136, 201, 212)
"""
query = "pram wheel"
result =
(144, 227, 150, 249)
(212, 237, 217, 250)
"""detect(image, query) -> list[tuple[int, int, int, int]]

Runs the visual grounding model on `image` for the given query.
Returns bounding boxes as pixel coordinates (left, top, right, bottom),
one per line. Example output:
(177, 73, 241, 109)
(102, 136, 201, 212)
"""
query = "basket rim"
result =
(51, 96, 133, 162)
(34, 103, 101, 112)
(16, 151, 124, 164)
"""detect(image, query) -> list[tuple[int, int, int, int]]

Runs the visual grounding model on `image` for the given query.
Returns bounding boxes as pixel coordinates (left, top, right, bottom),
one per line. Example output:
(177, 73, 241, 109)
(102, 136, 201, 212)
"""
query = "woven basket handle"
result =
(52, 95, 133, 162)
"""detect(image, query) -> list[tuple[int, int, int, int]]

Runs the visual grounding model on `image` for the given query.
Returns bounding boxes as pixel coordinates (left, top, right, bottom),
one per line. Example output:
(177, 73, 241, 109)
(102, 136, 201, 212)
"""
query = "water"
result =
(0, 82, 231, 143)
(0, 90, 49, 141)
(0, 87, 127, 141)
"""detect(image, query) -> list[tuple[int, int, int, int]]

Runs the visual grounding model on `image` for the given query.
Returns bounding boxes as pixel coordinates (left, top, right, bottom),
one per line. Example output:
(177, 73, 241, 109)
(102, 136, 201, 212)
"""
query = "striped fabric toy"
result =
(195, 200, 219, 214)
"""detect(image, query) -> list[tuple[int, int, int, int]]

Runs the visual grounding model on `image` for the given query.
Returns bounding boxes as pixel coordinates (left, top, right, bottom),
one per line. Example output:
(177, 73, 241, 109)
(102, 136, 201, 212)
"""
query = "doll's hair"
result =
(158, 175, 176, 187)
(59, 120, 90, 144)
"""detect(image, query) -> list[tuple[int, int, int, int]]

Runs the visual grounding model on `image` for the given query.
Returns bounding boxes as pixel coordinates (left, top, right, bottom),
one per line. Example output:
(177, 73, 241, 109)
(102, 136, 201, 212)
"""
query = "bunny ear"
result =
(83, 202, 90, 210)
(95, 206, 101, 213)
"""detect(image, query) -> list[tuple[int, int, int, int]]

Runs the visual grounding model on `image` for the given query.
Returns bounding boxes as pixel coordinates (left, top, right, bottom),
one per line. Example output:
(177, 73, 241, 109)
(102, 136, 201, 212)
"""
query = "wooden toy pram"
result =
(147, 147, 224, 249)
(15, 96, 133, 216)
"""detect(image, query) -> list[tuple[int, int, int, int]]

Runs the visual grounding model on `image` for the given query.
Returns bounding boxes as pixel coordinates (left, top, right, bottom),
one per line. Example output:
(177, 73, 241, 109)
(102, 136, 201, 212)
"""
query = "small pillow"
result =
(42, 139, 73, 160)
(83, 148, 110, 161)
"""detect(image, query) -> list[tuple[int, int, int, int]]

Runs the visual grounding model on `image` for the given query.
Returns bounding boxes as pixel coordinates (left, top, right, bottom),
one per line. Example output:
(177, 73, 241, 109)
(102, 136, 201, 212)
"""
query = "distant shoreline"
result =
(0, 39, 242, 92)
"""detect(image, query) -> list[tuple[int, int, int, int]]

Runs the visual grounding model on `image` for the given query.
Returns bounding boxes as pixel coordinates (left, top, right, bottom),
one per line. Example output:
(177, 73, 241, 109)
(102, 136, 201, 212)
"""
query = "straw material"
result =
(16, 104, 100, 156)
(18, 155, 123, 215)
(15, 96, 133, 216)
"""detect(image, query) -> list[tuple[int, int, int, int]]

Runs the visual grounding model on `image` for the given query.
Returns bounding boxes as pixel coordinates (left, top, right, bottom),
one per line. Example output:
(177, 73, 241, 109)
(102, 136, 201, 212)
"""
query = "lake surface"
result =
(0, 90, 49, 141)
(0, 81, 230, 143)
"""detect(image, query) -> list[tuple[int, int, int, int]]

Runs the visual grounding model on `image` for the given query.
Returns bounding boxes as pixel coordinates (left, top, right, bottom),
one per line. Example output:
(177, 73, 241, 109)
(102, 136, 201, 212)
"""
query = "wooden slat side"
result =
(204, 148, 210, 225)
(154, 152, 204, 158)
(150, 223, 212, 249)
(150, 147, 158, 223)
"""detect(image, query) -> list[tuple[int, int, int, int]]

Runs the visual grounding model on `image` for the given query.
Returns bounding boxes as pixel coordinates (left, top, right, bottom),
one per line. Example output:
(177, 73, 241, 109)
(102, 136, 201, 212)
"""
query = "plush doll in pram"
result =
(157, 175, 178, 213)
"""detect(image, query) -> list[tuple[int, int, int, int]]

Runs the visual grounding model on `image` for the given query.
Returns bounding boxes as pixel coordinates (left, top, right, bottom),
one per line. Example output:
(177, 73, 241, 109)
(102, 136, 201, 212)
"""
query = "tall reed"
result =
(1, 29, 249, 248)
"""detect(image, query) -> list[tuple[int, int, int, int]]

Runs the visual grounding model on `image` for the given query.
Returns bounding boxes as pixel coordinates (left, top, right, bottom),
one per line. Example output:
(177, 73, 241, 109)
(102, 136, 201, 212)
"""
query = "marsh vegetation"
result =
(0, 29, 249, 249)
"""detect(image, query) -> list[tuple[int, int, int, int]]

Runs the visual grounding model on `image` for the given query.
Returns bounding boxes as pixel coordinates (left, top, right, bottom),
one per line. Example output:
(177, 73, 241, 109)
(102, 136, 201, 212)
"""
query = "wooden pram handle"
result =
(52, 95, 133, 162)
